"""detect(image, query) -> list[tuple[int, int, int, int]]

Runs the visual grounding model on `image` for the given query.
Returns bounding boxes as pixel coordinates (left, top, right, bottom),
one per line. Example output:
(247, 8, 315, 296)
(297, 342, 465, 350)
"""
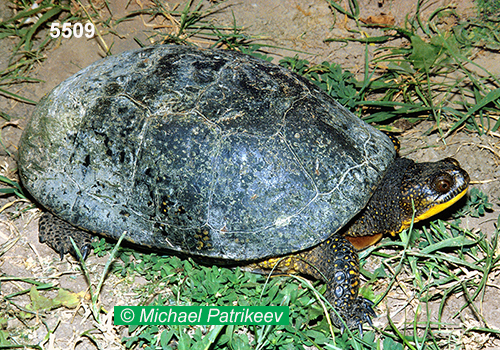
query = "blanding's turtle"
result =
(18, 45, 470, 331)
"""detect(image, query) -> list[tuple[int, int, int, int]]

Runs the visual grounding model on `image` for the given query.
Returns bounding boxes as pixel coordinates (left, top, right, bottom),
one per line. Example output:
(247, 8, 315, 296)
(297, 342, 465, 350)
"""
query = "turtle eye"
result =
(432, 174, 454, 194)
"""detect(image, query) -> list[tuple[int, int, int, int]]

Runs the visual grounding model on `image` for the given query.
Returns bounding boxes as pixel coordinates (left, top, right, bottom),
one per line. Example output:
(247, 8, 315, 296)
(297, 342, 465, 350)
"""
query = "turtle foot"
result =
(38, 212, 92, 260)
(334, 297, 376, 335)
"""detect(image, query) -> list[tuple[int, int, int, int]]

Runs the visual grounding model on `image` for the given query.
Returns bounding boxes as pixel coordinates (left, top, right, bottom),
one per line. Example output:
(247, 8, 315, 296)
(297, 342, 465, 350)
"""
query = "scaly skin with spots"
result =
(259, 235, 374, 331)
(38, 212, 92, 260)
(346, 157, 469, 250)
(303, 236, 375, 331)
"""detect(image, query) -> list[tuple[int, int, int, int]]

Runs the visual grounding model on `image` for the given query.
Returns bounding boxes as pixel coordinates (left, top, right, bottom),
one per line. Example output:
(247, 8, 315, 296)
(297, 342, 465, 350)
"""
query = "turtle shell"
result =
(18, 45, 395, 260)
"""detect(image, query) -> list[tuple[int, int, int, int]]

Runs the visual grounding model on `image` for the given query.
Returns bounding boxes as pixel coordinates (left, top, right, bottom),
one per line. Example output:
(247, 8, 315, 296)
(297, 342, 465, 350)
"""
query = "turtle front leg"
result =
(311, 235, 375, 332)
(259, 234, 375, 332)
(38, 212, 93, 260)
(300, 235, 375, 332)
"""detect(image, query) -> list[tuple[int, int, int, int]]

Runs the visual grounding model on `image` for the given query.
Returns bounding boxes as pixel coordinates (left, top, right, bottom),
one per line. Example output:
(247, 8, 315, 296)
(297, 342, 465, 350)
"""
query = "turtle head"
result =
(398, 157, 470, 230)
(346, 157, 469, 250)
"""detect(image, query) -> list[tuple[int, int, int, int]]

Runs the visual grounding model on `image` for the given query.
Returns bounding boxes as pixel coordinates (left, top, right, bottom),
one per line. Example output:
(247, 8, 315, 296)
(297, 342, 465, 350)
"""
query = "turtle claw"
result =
(340, 323, 345, 335)
(358, 324, 363, 337)
(79, 243, 91, 261)
(334, 297, 376, 335)
(357, 298, 376, 332)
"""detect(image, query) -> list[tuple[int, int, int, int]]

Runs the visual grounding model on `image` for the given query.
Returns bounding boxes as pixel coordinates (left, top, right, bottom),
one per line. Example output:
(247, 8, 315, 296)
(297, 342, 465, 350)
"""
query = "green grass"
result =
(1, 0, 500, 349)
(475, 0, 500, 20)
(320, 0, 500, 138)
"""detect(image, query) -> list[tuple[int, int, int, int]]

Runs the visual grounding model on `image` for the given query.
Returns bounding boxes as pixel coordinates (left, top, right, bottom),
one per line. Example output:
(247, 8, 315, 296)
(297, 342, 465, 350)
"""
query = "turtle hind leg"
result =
(298, 235, 376, 332)
(38, 212, 93, 260)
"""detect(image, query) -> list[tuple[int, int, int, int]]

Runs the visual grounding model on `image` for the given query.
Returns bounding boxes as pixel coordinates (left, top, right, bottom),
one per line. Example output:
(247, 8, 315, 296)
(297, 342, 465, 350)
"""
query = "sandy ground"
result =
(0, 0, 499, 348)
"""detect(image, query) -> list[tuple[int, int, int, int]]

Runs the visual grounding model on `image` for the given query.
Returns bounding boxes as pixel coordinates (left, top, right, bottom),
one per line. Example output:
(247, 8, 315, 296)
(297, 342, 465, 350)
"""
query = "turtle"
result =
(17, 45, 470, 332)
